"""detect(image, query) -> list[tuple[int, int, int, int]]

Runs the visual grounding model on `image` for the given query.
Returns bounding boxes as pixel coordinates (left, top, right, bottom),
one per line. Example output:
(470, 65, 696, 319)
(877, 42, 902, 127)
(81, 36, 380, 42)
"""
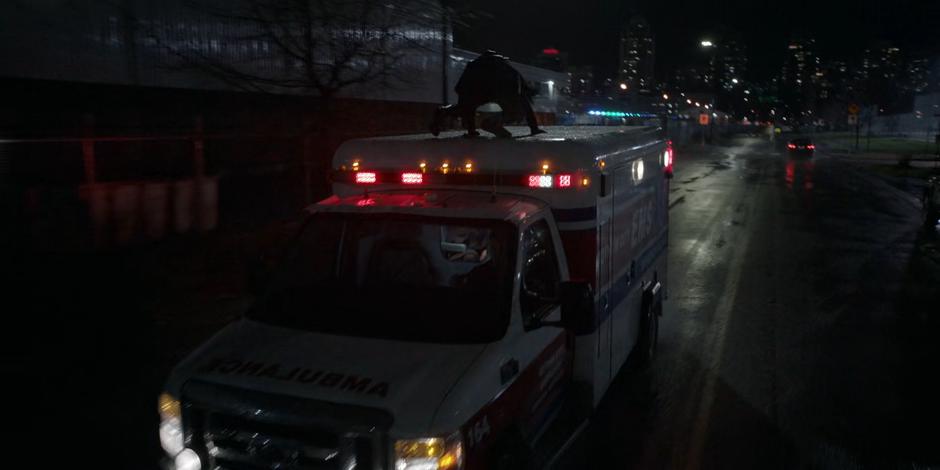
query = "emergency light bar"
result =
(337, 170, 589, 189)
(527, 174, 574, 188)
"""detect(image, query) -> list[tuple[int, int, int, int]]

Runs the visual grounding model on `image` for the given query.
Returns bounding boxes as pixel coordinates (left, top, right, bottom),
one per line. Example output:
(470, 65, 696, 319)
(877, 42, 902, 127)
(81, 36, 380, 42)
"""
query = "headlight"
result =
(394, 432, 463, 470)
(158, 392, 184, 457)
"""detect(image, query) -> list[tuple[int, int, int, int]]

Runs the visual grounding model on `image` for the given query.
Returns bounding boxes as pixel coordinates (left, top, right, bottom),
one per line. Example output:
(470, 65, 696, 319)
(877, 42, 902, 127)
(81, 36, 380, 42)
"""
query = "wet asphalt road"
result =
(570, 136, 940, 469)
(16, 135, 937, 469)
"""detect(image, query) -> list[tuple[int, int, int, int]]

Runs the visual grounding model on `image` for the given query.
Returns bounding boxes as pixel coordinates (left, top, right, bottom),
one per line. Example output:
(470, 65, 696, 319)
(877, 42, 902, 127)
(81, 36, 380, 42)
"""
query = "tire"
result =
(637, 298, 660, 365)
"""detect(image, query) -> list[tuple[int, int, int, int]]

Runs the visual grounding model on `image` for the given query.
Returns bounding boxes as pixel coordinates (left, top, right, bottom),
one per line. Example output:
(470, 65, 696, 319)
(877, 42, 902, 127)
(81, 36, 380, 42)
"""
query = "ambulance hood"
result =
(166, 319, 486, 434)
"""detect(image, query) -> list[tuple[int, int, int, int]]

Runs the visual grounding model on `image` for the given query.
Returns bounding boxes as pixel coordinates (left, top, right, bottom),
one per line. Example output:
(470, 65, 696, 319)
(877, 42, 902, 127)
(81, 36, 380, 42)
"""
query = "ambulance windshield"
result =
(248, 212, 517, 343)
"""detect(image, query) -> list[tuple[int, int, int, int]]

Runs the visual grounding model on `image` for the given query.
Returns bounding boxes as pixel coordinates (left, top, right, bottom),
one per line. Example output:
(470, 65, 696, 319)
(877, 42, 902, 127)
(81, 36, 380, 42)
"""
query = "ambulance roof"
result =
(334, 125, 663, 173)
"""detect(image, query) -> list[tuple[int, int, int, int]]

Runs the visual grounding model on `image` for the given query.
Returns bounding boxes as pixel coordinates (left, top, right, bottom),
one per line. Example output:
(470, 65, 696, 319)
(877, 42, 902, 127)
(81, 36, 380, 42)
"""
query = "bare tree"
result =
(146, 0, 446, 100)
(132, 0, 450, 200)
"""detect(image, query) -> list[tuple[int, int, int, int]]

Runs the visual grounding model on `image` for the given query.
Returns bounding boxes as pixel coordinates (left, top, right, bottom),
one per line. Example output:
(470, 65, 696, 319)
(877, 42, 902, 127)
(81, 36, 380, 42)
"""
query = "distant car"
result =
(787, 138, 815, 156)
(924, 176, 940, 227)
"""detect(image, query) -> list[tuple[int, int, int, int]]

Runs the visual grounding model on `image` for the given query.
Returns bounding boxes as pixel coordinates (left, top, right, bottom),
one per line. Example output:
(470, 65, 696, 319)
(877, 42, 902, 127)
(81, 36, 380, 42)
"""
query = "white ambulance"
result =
(159, 126, 674, 470)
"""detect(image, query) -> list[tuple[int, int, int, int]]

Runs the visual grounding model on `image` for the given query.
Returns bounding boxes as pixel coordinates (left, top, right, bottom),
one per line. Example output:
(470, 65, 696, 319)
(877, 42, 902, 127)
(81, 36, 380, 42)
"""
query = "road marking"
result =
(683, 174, 759, 470)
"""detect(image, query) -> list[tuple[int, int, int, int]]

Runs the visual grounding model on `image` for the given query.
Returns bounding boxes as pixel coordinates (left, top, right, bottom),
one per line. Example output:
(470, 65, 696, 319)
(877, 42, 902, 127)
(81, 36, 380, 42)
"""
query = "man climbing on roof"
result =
(430, 49, 546, 138)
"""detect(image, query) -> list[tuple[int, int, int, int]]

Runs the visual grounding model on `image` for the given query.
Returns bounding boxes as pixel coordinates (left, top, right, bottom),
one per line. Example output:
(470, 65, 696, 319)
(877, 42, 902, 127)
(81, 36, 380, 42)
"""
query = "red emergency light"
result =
(528, 175, 553, 188)
(355, 172, 378, 184)
(664, 140, 675, 178)
(401, 172, 424, 184)
(527, 174, 575, 189)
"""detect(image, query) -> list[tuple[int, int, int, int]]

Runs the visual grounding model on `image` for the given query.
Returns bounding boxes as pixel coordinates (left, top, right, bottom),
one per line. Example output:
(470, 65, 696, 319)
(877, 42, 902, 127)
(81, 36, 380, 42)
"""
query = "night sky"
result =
(454, 0, 940, 82)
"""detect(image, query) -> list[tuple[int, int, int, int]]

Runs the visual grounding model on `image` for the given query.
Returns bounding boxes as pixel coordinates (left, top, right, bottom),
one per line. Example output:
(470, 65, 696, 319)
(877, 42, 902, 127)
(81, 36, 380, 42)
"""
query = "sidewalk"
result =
(814, 133, 940, 167)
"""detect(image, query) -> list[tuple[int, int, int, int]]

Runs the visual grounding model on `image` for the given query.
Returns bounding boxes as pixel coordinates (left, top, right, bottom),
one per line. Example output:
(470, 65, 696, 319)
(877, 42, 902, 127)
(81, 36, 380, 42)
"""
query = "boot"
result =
(429, 107, 444, 136)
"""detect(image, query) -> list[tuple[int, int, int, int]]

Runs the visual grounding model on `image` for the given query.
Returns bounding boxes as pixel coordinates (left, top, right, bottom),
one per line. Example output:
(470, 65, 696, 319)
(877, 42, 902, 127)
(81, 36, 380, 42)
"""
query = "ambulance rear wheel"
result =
(638, 300, 660, 364)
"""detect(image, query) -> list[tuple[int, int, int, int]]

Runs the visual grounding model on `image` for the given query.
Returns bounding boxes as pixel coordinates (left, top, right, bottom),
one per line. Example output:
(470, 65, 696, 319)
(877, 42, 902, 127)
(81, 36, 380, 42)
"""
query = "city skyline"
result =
(454, 0, 940, 83)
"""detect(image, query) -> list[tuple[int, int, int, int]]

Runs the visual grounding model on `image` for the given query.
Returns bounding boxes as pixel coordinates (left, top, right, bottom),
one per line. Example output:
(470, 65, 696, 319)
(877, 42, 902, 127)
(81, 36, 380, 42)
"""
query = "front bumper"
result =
(179, 380, 393, 470)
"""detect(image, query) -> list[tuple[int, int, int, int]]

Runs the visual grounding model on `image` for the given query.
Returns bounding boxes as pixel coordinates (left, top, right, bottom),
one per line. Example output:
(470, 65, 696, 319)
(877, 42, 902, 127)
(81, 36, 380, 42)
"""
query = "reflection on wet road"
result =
(563, 137, 939, 469)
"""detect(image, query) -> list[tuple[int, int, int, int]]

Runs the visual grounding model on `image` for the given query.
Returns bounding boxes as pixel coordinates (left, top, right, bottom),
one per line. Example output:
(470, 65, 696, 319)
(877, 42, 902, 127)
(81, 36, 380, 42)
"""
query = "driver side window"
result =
(521, 220, 560, 327)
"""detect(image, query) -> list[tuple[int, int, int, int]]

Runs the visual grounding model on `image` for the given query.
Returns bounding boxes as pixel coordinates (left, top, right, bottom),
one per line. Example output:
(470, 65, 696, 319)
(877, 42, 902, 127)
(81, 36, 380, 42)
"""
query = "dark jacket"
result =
(455, 52, 535, 103)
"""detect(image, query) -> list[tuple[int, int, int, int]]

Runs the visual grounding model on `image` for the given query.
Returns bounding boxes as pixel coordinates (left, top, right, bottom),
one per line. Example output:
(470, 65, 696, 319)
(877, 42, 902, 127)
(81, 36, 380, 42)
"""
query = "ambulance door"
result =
(610, 164, 638, 371)
(514, 219, 572, 437)
(597, 216, 613, 389)
(594, 177, 615, 398)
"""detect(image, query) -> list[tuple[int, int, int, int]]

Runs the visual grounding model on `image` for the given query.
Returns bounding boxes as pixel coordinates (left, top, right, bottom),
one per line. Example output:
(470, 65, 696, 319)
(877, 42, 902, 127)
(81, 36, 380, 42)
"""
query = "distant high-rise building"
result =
(781, 36, 819, 88)
(718, 40, 747, 91)
(857, 43, 912, 112)
(533, 47, 568, 72)
(780, 35, 821, 118)
(818, 59, 850, 100)
(567, 66, 595, 97)
(618, 16, 655, 92)
(859, 43, 903, 82)
(670, 65, 713, 93)
(906, 58, 930, 93)
(927, 56, 940, 92)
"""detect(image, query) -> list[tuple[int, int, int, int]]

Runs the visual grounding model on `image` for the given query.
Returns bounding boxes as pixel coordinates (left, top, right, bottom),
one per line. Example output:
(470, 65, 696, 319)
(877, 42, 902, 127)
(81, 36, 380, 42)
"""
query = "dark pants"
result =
(439, 94, 540, 134)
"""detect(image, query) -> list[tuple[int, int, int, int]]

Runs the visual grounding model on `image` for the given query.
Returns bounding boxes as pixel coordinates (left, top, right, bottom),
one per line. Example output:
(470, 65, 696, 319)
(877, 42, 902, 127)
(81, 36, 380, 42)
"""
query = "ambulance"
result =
(159, 126, 674, 470)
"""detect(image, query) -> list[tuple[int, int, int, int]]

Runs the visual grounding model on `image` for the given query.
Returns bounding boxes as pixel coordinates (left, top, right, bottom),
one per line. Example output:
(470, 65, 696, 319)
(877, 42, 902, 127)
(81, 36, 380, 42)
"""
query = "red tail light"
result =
(807, 144, 815, 149)
(401, 172, 423, 184)
(788, 143, 796, 149)
(355, 172, 377, 184)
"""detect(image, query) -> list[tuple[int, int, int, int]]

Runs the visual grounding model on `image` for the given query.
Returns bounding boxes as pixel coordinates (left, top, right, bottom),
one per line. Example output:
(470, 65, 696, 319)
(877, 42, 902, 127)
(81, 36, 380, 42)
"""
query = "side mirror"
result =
(556, 280, 594, 331)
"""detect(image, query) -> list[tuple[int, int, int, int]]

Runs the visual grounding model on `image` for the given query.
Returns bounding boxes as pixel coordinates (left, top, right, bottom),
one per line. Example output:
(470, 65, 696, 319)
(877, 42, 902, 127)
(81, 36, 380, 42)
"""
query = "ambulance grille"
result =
(182, 381, 392, 470)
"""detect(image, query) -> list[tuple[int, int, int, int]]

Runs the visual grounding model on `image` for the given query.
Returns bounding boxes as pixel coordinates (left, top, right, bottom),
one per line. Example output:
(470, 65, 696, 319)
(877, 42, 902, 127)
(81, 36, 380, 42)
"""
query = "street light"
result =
(619, 83, 628, 90)
(687, 99, 692, 104)
(700, 40, 714, 48)
(731, 78, 739, 84)
(662, 94, 669, 100)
